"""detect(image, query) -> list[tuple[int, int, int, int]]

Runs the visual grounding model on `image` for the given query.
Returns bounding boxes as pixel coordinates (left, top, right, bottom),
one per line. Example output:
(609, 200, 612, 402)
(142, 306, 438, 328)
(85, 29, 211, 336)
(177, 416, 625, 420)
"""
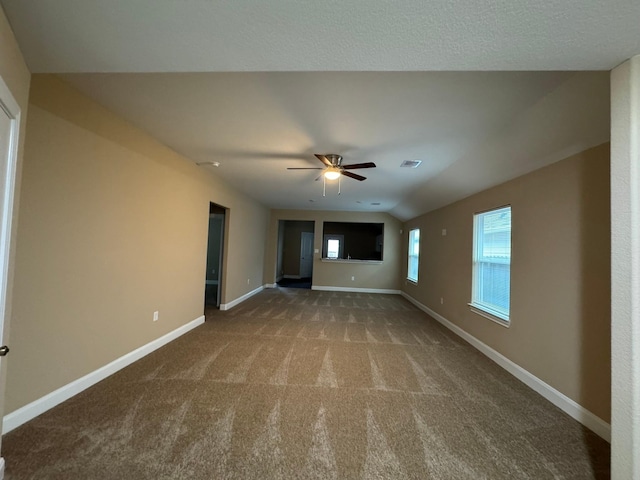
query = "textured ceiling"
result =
(1, 1, 625, 219)
(2, 0, 639, 72)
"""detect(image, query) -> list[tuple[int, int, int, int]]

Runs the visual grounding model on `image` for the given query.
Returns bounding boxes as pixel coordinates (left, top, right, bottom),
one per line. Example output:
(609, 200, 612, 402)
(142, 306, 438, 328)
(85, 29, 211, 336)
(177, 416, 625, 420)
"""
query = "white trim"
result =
(468, 304, 510, 328)
(0, 79, 21, 462)
(0, 76, 21, 352)
(264, 283, 277, 289)
(312, 286, 401, 295)
(219, 285, 264, 311)
(2, 315, 205, 434)
(401, 292, 611, 442)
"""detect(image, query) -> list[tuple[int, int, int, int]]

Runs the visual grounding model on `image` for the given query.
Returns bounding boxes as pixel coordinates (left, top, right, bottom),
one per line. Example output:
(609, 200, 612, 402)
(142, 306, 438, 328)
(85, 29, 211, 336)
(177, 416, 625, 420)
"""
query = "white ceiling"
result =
(1, 1, 628, 219)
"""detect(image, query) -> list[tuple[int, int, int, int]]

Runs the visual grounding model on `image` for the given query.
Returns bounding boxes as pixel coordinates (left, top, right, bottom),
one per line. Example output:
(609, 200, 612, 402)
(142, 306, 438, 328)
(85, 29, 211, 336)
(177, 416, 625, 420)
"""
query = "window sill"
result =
(321, 258, 382, 264)
(468, 303, 510, 328)
(405, 279, 418, 285)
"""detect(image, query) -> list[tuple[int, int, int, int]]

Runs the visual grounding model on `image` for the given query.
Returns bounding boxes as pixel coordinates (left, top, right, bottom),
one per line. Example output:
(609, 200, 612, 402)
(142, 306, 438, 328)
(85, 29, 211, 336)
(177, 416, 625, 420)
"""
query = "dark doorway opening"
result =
(276, 220, 315, 289)
(205, 203, 226, 307)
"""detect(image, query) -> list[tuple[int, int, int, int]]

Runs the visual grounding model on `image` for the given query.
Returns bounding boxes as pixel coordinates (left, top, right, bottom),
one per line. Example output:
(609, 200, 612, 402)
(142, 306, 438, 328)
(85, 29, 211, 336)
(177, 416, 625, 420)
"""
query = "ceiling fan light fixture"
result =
(324, 168, 341, 180)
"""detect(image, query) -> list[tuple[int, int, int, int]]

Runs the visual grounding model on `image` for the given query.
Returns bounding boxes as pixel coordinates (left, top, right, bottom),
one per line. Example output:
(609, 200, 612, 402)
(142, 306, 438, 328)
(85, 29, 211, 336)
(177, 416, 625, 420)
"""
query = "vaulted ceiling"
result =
(2, 0, 634, 219)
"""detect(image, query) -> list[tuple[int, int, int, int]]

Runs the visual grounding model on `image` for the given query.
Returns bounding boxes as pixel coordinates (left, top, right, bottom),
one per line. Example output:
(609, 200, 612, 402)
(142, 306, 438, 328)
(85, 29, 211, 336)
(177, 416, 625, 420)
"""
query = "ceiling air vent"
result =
(401, 160, 422, 168)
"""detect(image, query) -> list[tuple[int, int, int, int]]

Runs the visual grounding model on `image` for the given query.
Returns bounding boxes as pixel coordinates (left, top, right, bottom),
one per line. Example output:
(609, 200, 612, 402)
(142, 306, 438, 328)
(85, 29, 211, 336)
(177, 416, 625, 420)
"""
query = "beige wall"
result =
(402, 143, 611, 422)
(0, 5, 31, 449)
(265, 210, 402, 290)
(5, 75, 269, 413)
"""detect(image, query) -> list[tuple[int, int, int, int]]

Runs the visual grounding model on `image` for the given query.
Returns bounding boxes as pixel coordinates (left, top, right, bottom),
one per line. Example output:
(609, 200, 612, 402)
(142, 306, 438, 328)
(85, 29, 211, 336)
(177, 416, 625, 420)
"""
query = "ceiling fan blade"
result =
(314, 154, 332, 167)
(287, 167, 323, 170)
(342, 171, 367, 181)
(342, 162, 376, 170)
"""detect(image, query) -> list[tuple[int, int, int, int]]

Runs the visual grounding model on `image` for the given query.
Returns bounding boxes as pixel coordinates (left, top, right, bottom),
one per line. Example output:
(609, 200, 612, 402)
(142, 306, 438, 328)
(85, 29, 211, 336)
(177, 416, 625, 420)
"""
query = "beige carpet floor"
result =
(2, 288, 610, 479)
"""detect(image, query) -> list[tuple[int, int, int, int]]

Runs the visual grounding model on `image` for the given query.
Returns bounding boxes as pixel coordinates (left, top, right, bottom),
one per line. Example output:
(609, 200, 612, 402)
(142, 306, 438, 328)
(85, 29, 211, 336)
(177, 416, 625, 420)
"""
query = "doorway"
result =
(276, 220, 314, 289)
(205, 203, 226, 308)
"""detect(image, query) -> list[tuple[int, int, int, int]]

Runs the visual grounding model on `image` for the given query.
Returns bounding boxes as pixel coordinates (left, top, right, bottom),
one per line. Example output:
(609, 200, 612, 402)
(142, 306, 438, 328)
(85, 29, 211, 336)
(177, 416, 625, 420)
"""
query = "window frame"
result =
(407, 228, 420, 283)
(470, 205, 512, 326)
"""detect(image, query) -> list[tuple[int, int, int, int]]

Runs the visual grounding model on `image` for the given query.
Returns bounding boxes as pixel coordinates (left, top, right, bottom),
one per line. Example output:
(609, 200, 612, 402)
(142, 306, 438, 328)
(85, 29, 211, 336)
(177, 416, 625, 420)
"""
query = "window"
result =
(407, 228, 420, 283)
(471, 206, 511, 323)
(326, 238, 340, 259)
(322, 234, 344, 259)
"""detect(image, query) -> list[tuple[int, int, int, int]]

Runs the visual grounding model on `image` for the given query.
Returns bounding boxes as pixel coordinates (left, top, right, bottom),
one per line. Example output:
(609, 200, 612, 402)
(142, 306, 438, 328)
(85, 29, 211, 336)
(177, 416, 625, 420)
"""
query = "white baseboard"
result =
(312, 286, 401, 295)
(0, 457, 4, 480)
(2, 315, 205, 435)
(400, 292, 611, 442)
(220, 285, 264, 311)
(264, 283, 277, 289)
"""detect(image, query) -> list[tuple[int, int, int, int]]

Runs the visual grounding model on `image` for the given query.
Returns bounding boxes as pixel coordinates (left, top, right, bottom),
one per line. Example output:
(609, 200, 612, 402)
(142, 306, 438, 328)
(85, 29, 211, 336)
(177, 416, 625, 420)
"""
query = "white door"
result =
(299, 232, 314, 278)
(0, 77, 21, 475)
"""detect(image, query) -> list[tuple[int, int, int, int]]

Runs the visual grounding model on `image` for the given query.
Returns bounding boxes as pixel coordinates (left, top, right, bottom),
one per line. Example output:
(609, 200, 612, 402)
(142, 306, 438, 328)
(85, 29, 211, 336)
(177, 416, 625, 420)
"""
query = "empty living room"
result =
(0, 1, 638, 479)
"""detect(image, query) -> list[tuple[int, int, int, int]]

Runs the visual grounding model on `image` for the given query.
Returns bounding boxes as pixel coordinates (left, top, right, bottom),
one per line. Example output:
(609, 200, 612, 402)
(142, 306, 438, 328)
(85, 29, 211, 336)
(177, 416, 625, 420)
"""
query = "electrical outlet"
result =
(440, 298, 444, 304)
(247, 278, 250, 285)
(442, 229, 447, 236)
(351, 276, 355, 281)
(153, 311, 159, 322)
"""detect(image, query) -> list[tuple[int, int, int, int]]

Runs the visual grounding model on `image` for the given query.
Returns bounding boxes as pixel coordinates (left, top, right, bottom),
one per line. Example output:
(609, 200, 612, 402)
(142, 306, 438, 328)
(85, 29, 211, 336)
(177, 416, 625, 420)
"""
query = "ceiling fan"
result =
(287, 154, 376, 181)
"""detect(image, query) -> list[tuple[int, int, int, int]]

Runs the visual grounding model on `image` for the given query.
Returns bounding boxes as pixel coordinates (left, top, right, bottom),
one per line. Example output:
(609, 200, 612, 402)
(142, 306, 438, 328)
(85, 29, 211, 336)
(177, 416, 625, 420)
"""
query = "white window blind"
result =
(407, 229, 420, 283)
(471, 206, 511, 322)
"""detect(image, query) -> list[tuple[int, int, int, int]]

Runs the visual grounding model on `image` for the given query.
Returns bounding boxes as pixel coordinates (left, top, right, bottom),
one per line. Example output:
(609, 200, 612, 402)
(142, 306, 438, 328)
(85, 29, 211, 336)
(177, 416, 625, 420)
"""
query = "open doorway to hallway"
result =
(205, 203, 226, 308)
(276, 220, 314, 289)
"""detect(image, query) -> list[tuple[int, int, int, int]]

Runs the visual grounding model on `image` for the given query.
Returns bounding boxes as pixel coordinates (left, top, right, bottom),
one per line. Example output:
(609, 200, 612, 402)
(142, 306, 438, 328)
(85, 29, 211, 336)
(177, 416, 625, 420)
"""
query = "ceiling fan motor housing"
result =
(326, 154, 342, 166)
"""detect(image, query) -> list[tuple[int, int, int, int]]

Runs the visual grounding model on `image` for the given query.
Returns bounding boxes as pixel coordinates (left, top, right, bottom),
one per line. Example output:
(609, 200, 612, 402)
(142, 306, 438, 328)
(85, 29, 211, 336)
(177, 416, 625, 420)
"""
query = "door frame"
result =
(0, 75, 22, 477)
(205, 204, 227, 309)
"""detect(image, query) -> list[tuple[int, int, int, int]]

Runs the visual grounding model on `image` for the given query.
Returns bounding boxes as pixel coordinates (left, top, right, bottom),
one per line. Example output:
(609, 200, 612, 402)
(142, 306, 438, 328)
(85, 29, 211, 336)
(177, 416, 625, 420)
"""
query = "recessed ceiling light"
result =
(401, 160, 422, 168)
(371, 202, 381, 206)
